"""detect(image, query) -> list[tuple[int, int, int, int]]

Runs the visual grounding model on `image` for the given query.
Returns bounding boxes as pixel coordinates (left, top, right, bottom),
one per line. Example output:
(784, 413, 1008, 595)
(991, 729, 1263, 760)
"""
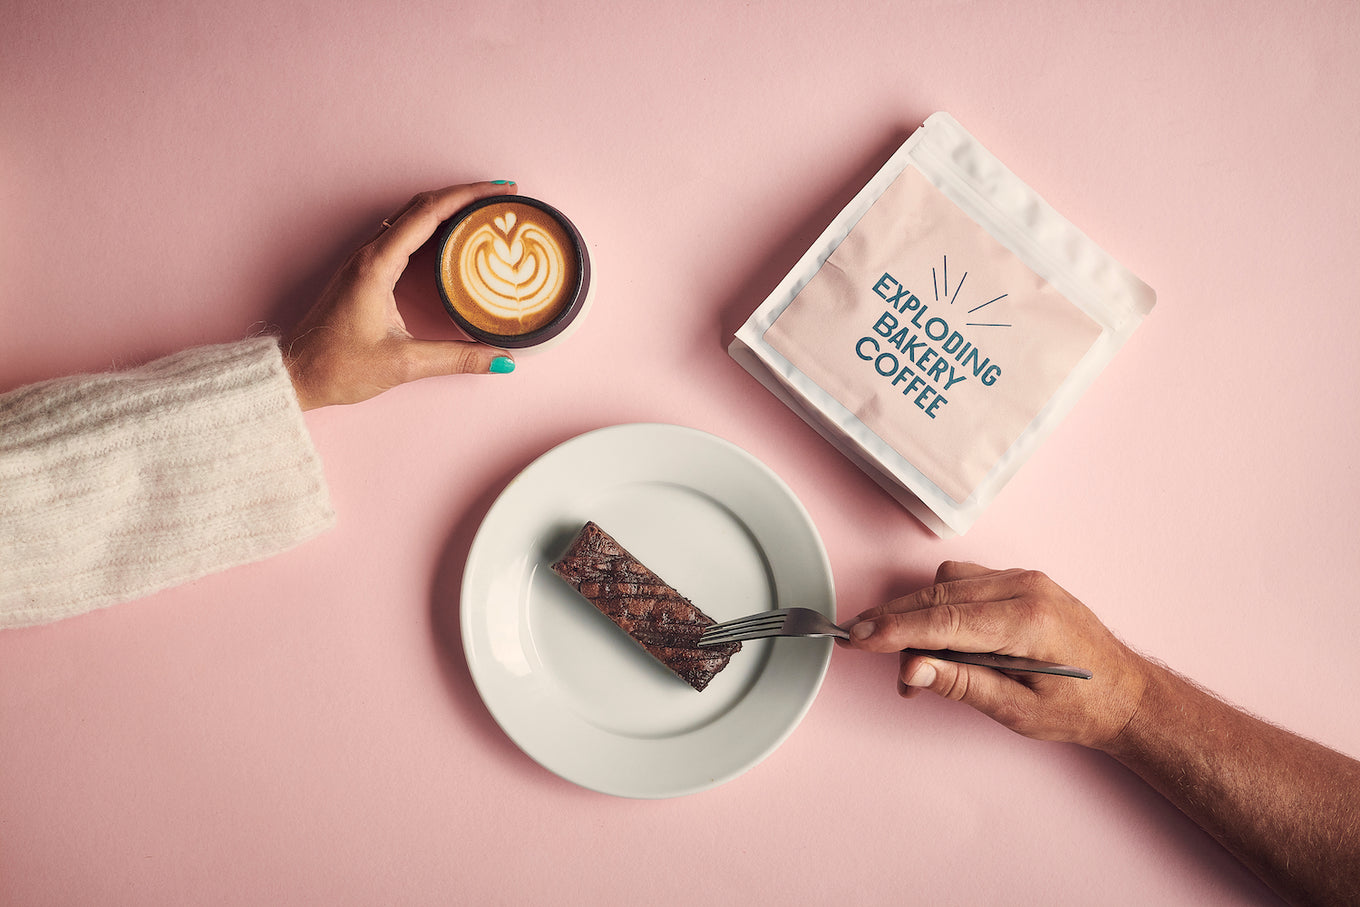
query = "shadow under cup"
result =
(437, 195, 592, 350)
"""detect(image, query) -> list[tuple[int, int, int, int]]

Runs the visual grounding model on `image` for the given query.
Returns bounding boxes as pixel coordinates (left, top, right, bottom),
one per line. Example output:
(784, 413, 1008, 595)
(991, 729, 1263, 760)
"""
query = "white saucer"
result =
(460, 423, 835, 798)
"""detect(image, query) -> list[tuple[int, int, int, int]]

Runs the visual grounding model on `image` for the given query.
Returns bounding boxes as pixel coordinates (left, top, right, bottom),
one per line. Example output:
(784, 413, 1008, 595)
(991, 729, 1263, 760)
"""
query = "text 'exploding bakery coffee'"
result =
(438, 195, 591, 349)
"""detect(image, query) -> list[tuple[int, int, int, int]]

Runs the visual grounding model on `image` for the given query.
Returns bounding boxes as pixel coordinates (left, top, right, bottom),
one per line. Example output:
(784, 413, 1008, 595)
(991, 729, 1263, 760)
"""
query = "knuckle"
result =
(384, 343, 424, 386)
(934, 663, 969, 702)
(933, 601, 965, 638)
(935, 560, 965, 582)
(344, 244, 381, 278)
(1014, 572, 1060, 631)
(447, 345, 481, 375)
(407, 190, 440, 216)
(1016, 569, 1051, 593)
(917, 581, 951, 610)
(941, 603, 962, 639)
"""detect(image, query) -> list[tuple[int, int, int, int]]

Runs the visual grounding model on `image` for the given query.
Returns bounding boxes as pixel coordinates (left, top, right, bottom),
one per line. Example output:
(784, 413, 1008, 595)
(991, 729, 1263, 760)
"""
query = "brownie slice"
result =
(550, 521, 740, 692)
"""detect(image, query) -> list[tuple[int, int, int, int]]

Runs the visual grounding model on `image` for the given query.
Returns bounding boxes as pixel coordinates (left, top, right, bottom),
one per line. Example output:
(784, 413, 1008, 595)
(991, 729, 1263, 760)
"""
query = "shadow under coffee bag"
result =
(730, 113, 1155, 537)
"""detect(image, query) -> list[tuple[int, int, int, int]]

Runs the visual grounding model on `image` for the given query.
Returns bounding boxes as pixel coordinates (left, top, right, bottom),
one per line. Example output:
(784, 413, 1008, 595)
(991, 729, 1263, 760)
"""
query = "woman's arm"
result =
(1, 181, 516, 628)
(0, 337, 335, 627)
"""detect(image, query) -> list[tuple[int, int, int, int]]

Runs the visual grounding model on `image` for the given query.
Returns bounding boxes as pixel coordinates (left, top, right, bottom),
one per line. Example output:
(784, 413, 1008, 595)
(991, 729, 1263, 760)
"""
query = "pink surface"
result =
(1, 2, 1357, 904)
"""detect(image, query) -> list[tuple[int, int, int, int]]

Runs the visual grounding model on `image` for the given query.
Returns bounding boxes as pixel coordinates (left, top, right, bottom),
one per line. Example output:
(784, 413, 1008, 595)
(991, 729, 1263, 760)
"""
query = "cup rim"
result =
(436, 194, 590, 349)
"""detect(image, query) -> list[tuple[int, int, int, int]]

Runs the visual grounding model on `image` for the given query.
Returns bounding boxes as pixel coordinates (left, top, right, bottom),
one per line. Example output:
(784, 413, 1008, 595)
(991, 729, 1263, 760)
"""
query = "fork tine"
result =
(705, 609, 790, 633)
(700, 619, 782, 639)
(702, 630, 775, 645)
(699, 626, 781, 645)
(698, 609, 790, 645)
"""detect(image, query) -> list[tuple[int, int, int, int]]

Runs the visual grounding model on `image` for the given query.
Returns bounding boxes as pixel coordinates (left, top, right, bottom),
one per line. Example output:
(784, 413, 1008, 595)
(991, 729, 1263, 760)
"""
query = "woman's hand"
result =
(844, 561, 1151, 748)
(283, 181, 517, 410)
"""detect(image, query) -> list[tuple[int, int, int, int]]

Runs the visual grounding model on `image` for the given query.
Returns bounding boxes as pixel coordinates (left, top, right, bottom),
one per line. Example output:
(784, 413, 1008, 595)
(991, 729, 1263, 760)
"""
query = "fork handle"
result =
(901, 648, 1093, 680)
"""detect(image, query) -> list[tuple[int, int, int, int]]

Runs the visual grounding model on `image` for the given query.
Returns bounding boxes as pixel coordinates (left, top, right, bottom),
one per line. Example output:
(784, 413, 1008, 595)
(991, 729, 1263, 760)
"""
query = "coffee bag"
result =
(730, 113, 1154, 536)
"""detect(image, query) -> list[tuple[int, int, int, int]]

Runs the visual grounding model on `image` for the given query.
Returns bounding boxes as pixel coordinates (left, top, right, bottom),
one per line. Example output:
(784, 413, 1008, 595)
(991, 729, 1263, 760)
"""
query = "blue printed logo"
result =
(853, 255, 1008, 420)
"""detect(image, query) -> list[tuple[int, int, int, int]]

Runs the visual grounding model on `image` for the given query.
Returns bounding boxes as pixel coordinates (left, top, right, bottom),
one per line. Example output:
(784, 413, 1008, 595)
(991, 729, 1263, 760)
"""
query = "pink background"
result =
(2, 2, 1356, 904)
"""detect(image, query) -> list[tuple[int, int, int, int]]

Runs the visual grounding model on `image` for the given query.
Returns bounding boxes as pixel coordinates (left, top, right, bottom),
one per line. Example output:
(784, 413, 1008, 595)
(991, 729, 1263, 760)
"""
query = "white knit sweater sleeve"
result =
(0, 337, 336, 628)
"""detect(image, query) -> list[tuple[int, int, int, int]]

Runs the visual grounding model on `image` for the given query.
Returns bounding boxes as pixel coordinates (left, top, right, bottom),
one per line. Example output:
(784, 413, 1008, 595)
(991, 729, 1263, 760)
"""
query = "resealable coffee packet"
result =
(730, 113, 1155, 536)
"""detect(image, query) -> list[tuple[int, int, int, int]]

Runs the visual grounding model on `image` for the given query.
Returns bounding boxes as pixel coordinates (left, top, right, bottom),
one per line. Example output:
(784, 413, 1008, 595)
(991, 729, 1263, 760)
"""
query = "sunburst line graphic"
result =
(968, 294, 1007, 314)
(932, 256, 1011, 327)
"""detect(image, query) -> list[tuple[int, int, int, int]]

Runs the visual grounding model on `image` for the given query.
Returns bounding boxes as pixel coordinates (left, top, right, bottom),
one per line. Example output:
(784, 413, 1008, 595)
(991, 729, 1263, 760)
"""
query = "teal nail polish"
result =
(491, 180, 515, 186)
(489, 356, 515, 374)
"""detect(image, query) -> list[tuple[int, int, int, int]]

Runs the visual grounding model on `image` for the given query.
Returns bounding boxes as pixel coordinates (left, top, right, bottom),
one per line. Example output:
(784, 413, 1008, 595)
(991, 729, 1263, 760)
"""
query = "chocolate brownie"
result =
(550, 521, 740, 692)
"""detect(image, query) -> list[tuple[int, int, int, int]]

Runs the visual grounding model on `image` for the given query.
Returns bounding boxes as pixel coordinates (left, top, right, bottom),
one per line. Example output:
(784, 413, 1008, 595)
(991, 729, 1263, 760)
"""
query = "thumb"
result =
(899, 653, 1027, 720)
(400, 339, 515, 379)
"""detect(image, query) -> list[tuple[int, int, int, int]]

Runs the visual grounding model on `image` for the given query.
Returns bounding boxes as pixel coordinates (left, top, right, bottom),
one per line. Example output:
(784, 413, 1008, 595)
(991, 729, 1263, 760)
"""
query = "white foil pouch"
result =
(730, 113, 1155, 537)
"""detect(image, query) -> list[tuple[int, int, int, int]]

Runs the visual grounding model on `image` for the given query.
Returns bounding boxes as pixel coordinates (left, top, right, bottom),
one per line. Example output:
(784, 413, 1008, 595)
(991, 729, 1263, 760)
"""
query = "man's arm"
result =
(1105, 659, 1360, 906)
(845, 561, 1360, 906)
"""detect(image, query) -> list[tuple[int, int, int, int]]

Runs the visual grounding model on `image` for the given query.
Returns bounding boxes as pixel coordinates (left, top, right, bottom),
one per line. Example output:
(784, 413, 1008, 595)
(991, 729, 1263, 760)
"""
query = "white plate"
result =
(461, 423, 835, 798)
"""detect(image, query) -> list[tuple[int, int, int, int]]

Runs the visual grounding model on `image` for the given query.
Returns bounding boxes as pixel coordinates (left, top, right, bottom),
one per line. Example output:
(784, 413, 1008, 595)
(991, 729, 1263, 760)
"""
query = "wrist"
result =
(279, 337, 321, 412)
(1098, 653, 1172, 760)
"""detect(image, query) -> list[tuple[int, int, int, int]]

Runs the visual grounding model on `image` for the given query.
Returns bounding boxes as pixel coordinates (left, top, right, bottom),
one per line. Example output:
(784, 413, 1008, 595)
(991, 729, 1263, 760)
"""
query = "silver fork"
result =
(698, 607, 1092, 679)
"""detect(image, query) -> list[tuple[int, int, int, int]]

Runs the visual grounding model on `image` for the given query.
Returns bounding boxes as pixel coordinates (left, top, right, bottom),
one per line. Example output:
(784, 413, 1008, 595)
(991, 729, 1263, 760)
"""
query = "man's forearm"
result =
(1104, 659, 1360, 905)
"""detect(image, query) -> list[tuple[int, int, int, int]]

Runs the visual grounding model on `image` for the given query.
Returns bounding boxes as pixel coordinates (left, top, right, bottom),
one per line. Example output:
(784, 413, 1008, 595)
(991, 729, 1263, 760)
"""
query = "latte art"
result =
(460, 211, 567, 327)
(439, 199, 582, 339)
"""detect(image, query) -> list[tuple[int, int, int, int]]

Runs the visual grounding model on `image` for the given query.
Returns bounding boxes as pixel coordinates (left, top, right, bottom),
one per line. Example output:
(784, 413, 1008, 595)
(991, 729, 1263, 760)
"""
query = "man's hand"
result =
(846, 562, 1360, 903)
(844, 560, 1150, 748)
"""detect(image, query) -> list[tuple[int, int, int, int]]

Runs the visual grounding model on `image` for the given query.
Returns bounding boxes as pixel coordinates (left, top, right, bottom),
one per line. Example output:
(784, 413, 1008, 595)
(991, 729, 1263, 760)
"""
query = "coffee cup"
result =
(437, 195, 592, 350)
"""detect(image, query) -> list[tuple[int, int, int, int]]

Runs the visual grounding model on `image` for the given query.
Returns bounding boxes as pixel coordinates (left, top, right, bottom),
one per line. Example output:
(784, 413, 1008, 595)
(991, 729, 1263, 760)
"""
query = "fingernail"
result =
(491, 180, 515, 186)
(907, 662, 937, 688)
(489, 356, 515, 374)
(850, 620, 875, 641)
